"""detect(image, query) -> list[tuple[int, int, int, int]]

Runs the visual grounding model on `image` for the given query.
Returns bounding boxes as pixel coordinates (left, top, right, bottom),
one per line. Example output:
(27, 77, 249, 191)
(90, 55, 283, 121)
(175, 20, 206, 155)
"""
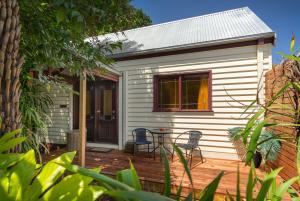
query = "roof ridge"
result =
(120, 7, 250, 33)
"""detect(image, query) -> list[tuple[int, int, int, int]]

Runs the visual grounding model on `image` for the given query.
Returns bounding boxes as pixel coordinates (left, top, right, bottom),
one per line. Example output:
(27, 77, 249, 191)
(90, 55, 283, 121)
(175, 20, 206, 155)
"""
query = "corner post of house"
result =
(79, 70, 87, 166)
(122, 71, 128, 145)
(257, 38, 264, 105)
(118, 74, 123, 150)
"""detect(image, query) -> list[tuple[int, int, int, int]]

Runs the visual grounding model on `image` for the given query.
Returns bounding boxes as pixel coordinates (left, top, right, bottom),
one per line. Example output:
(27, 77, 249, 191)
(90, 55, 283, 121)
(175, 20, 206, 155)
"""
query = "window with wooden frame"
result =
(153, 71, 212, 112)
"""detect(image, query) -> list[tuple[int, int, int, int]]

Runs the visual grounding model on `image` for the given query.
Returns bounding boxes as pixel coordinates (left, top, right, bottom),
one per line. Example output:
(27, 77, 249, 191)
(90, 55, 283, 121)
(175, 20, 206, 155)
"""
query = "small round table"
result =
(150, 128, 172, 159)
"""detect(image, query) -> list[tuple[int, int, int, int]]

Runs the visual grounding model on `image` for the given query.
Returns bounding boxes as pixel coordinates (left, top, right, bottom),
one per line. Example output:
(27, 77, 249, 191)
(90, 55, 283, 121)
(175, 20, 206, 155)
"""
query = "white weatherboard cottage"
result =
(46, 7, 275, 160)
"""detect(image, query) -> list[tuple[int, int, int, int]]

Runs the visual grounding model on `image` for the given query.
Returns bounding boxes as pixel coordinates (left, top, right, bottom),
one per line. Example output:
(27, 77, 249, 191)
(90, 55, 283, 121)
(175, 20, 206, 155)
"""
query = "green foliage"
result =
(116, 161, 142, 190)
(20, 79, 53, 133)
(256, 168, 282, 200)
(236, 78, 298, 164)
(2, 36, 300, 200)
(162, 147, 171, 197)
(224, 37, 300, 200)
(19, 0, 151, 75)
(198, 171, 224, 201)
(18, 0, 151, 160)
(1, 129, 300, 201)
(257, 130, 281, 161)
(0, 129, 25, 153)
(227, 127, 244, 141)
(19, 75, 76, 160)
(2, 132, 107, 200)
(106, 190, 174, 201)
(228, 125, 281, 163)
(60, 162, 134, 191)
(172, 143, 194, 188)
(246, 162, 257, 201)
(279, 33, 300, 59)
(0, 131, 25, 170)
(271, 176, 298, 201)
(0, 132, 103, 201)
(246, 121, 276, 164)
(225, 159, 299, 201)
(20, 79, 53, 154)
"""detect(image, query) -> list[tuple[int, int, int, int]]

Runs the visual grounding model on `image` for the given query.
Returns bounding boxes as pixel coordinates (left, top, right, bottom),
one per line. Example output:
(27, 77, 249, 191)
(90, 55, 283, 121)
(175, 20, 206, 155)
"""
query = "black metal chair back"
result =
(187, 131, 203, 148)
(132, 128, 148, 143)
(131, 128, 155, 159)
(172, 130, 204, 167)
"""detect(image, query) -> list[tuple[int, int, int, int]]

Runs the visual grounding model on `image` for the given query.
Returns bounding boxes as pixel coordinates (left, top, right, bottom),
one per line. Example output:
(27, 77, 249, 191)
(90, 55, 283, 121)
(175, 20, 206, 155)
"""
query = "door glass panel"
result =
(103, 89, 112, 120)
(86, 90, 91, 115)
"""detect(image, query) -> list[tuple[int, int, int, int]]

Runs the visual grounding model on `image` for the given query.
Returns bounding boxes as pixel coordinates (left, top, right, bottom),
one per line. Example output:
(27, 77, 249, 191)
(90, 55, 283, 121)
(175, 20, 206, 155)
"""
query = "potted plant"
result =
(228, 127, 281, 167)
(250, 129, 281, 168)
(256, 130, 281, 167)
(253, 151, 263, 168)
(227, 127, 246, 161)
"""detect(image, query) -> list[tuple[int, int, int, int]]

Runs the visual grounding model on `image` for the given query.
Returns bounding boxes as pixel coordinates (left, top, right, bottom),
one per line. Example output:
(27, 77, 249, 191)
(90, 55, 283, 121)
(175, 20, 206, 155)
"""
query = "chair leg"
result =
(147, 144, 150, 157)
(133, 144, 135, 156)
(189, 149, 193, 169)
(199, 146, 203, 163)
(153, 145, 156, 160)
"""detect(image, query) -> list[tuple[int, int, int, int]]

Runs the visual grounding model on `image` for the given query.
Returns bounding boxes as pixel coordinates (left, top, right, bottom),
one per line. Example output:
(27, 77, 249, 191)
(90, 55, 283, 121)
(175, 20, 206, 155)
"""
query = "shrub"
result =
(258, 130, 281, 161)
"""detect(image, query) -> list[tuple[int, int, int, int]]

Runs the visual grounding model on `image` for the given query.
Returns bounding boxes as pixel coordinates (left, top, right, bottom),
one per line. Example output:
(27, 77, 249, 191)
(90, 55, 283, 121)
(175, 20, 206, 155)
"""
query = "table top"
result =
(150, 128, 172, 134)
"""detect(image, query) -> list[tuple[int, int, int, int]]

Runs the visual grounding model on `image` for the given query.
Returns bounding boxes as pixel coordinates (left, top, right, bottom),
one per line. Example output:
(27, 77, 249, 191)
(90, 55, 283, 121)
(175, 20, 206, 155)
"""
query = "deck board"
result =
(43, 149, 285, 199)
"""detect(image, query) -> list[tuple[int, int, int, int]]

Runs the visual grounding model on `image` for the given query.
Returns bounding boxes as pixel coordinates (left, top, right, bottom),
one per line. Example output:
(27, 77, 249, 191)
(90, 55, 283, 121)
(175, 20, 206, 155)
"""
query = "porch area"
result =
(43, 148, 265, 199)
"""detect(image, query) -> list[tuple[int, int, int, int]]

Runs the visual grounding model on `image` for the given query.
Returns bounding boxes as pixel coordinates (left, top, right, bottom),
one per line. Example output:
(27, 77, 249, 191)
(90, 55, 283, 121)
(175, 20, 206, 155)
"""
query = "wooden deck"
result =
(43, 148, 272, 199)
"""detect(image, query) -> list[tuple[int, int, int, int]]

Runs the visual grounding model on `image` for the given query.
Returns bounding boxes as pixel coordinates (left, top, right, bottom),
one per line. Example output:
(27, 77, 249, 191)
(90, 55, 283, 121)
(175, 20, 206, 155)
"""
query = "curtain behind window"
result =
(197, 77, 208, 110)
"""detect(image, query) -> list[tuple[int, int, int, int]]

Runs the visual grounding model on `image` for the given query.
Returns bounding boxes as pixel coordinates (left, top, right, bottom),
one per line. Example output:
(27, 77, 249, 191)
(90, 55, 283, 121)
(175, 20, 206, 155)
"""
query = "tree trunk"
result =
(0, 0, 23, 135)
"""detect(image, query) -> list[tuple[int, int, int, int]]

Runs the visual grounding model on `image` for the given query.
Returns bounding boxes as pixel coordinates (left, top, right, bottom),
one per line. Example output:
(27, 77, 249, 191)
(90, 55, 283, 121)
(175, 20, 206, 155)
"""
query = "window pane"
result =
(103, 89, 112, 119)
(158, 77, 179, 109)
(182, 74, 209, 110)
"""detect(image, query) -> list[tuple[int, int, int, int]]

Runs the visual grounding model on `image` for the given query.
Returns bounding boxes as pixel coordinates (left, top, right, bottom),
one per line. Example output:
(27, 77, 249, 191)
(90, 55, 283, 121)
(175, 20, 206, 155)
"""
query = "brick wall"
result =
(265, 59, 299, 185)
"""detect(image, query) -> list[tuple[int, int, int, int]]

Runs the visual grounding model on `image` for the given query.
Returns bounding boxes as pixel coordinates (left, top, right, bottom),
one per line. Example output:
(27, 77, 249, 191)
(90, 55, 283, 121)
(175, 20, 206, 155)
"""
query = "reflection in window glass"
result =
(158, 77, 179, 109)
(182, 75, 209, 110)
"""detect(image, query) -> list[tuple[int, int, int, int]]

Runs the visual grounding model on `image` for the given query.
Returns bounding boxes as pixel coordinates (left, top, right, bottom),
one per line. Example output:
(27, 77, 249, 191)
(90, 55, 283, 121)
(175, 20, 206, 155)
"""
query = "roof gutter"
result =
(103, 65, 122, 76)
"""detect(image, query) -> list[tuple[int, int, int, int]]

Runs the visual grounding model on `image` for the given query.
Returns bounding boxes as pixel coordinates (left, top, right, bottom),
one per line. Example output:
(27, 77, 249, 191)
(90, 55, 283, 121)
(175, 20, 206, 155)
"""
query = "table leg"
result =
(150, 132, 173, 160)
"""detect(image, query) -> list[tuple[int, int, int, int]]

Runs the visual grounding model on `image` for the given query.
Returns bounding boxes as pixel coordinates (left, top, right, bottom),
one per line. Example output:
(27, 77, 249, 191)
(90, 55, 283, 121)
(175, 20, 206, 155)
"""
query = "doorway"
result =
(86, 80, 118, 144)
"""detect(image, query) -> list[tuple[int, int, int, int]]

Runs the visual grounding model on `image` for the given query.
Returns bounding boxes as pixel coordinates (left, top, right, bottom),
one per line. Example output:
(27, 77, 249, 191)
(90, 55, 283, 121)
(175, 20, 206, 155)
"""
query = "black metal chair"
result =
(172, 131, 204, 168)
(132, 128, 155, 159)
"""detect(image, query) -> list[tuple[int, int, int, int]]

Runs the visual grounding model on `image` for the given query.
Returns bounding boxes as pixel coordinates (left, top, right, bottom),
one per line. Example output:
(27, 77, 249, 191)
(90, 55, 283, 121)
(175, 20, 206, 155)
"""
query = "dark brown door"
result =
(87, 80, 118, 144)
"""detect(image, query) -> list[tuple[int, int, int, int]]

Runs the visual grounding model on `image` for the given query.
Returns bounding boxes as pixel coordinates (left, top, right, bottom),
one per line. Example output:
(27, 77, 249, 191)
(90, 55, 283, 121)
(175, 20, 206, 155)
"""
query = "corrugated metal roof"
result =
(88, 7, 274, 57)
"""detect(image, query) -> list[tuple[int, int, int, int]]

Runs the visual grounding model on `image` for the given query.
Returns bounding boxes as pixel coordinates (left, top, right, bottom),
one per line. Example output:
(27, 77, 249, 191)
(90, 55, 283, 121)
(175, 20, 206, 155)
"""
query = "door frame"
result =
(72, 72, 122, 149)
(94, 80, 118, 144)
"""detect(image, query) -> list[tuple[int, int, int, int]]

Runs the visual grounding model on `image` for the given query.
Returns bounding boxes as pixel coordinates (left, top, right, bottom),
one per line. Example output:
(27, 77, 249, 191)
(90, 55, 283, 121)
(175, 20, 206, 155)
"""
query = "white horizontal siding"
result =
(43, 86, 72, 144)
(115, 45, 272, 160)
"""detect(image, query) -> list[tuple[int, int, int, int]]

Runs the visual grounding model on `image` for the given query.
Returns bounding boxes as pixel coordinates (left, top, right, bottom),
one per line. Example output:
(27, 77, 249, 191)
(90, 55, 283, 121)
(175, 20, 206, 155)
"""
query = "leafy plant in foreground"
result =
(0, 128, 224, 201)
(0, 131, 104, 201)
(2, 128, 300, 200)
